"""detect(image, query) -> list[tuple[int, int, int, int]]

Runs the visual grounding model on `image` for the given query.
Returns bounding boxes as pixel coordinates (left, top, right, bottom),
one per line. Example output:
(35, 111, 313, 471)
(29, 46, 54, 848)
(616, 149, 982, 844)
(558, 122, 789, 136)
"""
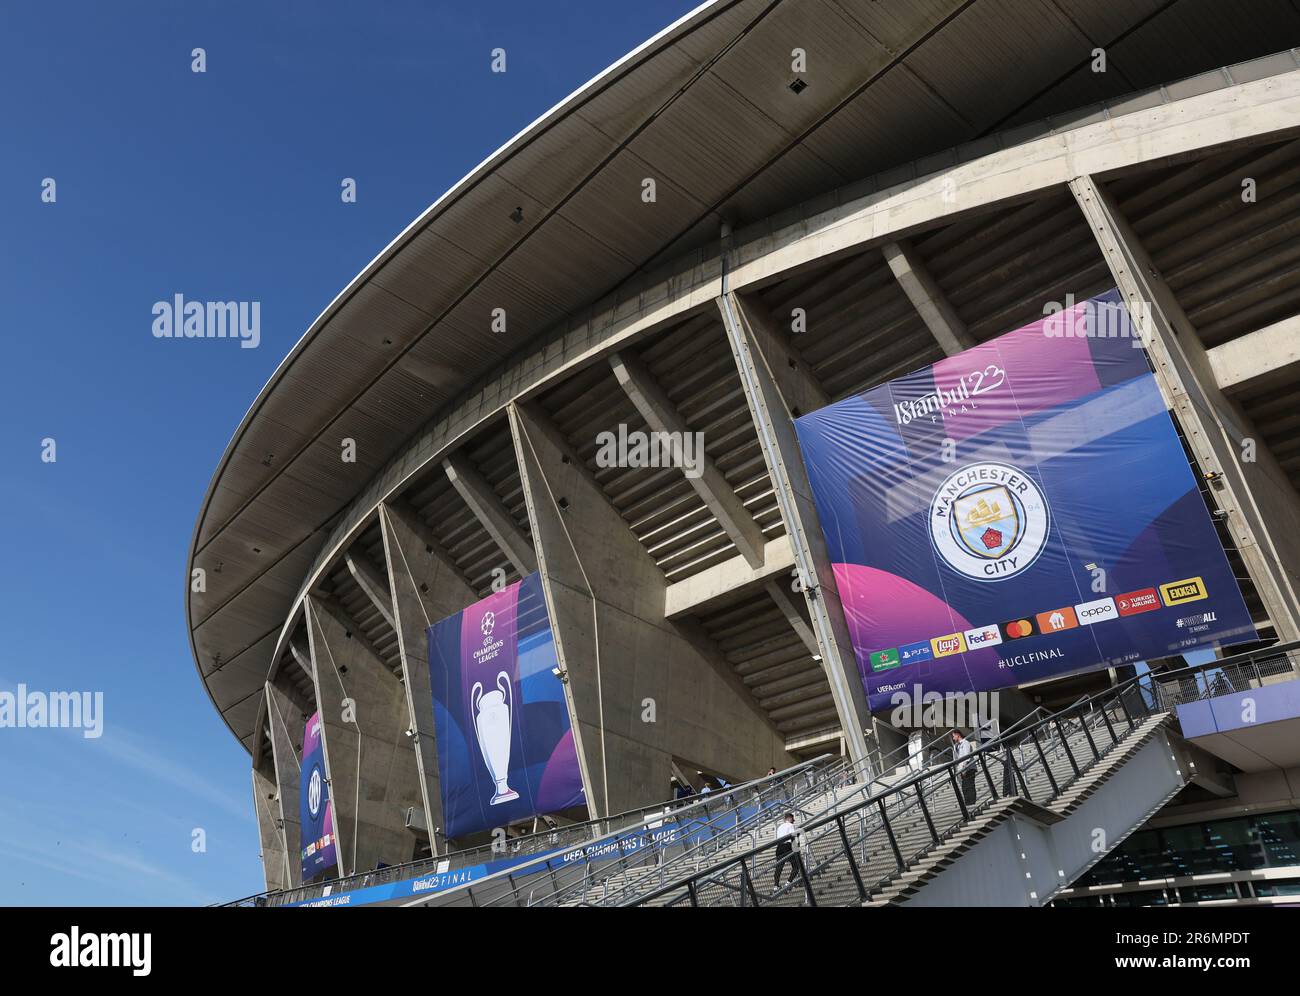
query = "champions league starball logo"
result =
(481, 610, 496, 644)
(929, 461, 1050, 582)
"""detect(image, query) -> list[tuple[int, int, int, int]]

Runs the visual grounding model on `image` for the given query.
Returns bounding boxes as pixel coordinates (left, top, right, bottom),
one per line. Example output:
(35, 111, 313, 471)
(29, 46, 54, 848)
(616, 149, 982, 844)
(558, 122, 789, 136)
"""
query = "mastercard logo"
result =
(1000, 618, 1038, 639)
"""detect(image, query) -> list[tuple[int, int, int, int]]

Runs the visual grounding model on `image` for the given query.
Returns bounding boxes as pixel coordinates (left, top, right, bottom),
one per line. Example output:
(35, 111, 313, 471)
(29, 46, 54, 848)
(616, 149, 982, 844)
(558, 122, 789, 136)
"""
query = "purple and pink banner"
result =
(299, 710, 337, 881)
(428, 572, 585, 839)
(795, 290, 1255, 709)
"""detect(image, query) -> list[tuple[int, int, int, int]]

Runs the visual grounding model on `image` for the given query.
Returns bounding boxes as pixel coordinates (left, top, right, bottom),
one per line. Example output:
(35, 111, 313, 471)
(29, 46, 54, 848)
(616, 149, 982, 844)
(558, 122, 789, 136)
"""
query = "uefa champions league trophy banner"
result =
(428, 572, 585, 839)
(300, 710, 338, 881)
(794, 289, 1255, 710)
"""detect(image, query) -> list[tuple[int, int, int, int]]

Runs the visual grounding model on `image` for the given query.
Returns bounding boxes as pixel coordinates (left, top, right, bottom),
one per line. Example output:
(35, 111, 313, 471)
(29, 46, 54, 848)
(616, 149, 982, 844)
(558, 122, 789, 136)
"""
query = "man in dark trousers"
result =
(953, 729, 977, 807)
(772, 812, 804, 892)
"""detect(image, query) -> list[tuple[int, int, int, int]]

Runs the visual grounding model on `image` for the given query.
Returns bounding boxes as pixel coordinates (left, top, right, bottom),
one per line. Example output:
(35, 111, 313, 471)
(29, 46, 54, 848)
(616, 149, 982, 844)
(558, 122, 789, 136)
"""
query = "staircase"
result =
(624, 680, 1187, 907)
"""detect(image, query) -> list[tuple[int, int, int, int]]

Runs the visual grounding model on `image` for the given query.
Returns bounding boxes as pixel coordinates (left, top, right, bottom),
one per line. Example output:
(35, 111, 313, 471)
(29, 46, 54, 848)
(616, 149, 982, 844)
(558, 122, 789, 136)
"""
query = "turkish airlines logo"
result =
(1115, 588, 1160, 615)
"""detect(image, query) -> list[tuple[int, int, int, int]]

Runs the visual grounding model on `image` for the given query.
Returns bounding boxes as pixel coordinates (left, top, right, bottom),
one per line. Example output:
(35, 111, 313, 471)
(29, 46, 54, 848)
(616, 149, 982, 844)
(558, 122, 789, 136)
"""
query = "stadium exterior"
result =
(189, 0, 1300, 906)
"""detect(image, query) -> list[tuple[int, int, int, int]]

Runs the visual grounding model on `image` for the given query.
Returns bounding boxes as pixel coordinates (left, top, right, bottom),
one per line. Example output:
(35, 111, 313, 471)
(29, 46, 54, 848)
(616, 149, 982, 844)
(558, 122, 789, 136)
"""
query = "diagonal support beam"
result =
(345, 549, 396, 630)
(765, 580, 819, 657)
(289, 639, 314, 682)
(610, 350, 766, 568)
(443, 453, 537, 576)
(1070, 174, 1300, 644)
(882, 238, 977, 356)
(718, 290, 873, 766)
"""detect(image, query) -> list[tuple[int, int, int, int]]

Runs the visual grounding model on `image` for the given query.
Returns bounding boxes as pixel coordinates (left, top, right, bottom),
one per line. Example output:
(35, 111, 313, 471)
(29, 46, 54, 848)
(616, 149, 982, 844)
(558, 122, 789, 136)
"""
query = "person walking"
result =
(772, 812, 804, 892)
(952, 730, 977, 807)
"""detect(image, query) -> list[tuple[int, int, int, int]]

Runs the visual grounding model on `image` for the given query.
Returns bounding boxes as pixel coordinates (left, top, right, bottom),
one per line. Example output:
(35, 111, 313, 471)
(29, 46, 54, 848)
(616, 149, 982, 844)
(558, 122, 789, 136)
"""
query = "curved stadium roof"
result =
(187, 0, 1300, 749)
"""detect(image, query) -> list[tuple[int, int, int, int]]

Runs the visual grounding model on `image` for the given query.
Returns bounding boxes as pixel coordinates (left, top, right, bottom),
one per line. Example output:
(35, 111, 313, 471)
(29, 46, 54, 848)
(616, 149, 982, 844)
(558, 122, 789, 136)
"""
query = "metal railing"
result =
(549, 703, 1070, 908)
(220, 755, 833, 907)
(627, 642, 1300, 907)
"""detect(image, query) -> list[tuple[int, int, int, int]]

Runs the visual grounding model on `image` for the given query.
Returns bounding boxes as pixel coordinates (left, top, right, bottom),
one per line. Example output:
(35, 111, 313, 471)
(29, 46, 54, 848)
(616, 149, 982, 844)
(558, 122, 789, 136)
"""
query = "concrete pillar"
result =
(251, 761, 289, 892)
(718, 289, 875, 765)
(304, 595, 423, 875)
(378, 501, 480, 851)
(1070, 175, 1300, 646)
(507, 400, 791, 816)
(264, 676, 305, 888)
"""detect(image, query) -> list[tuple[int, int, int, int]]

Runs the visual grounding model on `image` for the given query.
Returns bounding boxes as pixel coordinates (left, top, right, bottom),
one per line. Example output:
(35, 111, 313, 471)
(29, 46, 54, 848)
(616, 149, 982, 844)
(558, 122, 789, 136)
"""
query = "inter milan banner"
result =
(428, 572, 585, 838)
(794, 290, 1255, 710)
(300, 710, 337, 880)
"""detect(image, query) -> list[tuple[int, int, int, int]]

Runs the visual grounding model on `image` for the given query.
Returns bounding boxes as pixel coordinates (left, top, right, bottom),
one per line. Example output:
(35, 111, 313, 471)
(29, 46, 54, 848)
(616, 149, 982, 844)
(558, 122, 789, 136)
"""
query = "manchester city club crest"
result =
(929, 461, 1050, 582)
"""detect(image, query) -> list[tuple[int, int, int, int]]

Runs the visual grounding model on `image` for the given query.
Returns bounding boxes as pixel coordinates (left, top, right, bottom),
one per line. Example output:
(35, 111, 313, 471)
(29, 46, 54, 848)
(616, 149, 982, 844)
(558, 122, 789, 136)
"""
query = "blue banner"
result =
(428, 572, 585, 838)
(300, 710, 337, 881)
(794, 290, 1255, 709)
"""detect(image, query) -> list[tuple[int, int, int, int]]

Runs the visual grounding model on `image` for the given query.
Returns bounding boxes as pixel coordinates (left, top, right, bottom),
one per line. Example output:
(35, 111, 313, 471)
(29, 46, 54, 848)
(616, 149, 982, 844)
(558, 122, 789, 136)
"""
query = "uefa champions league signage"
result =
(427, 572, 585, 838)
(795, 289, 1255, 709)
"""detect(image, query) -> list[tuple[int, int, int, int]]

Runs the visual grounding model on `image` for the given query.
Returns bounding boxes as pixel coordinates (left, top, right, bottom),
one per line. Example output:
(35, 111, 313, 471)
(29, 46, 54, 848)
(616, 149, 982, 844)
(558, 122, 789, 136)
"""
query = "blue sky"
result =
(0, 0, 698, 906)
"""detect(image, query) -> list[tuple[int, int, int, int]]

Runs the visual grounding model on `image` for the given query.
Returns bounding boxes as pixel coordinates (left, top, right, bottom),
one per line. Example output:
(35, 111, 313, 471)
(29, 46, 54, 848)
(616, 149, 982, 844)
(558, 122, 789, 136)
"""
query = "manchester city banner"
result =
(300, 710, 337, 881)
(794, 289, 1255, 710)
(428, 572, 585, 839)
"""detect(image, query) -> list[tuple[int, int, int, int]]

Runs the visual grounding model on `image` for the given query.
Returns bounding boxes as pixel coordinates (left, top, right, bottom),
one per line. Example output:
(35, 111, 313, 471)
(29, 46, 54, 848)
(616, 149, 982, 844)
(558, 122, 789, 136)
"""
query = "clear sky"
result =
(0, 0, 699, 906)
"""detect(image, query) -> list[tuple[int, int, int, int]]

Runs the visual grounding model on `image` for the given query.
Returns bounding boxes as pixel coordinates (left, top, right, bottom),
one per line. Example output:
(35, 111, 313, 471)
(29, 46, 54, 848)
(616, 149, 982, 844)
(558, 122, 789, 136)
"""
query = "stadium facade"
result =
(189, 0, 1300, 907)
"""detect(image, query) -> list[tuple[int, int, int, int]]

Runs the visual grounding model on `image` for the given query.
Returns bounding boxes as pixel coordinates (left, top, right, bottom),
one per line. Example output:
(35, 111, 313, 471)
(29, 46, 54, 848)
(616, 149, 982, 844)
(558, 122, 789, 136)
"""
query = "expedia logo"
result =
(1160, 577, 1207, 607)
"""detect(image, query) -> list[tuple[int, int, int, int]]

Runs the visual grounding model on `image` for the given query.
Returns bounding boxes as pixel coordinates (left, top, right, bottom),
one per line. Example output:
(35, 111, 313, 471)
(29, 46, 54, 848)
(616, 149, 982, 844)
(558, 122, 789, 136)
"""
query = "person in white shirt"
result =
(772, 812, 804, 891)
(952, 730, 977, 806)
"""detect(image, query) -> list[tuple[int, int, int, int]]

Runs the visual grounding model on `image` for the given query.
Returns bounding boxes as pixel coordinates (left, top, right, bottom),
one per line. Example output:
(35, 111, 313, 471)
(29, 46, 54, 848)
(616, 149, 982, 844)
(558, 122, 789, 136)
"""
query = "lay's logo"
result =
(930, 632, 967, 658)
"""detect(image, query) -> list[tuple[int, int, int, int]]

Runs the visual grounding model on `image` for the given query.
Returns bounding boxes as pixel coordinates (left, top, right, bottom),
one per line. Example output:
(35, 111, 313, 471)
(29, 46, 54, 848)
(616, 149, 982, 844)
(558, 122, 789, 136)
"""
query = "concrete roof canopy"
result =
(187, 0, 1300, 749)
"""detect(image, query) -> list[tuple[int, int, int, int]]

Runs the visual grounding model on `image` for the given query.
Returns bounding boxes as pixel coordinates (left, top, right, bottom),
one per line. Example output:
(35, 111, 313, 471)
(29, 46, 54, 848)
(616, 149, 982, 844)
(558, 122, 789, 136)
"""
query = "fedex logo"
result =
(963, 625, 1003, 649)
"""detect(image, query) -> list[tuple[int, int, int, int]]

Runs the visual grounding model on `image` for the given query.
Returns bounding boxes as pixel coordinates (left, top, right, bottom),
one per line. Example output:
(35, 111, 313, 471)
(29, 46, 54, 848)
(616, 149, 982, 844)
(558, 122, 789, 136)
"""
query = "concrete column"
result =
(251, 762, 289, 892)
(718, 289, 874, 765)
(378, 501, 480, 851)
(882, 239, 977, 356)
(304, 595, 423, 875)
(264, 676, 305, 888)
(1070, 175, 1300, 645)
(507, 400, 791, 816)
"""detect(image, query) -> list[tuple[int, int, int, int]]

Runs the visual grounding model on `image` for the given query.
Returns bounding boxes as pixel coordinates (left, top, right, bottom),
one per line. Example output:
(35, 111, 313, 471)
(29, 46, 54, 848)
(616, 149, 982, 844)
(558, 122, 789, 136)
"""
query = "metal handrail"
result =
(222, 753, 833, 907)
(562, 701, 1071, 908)
(628, 641, 1300, 907)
